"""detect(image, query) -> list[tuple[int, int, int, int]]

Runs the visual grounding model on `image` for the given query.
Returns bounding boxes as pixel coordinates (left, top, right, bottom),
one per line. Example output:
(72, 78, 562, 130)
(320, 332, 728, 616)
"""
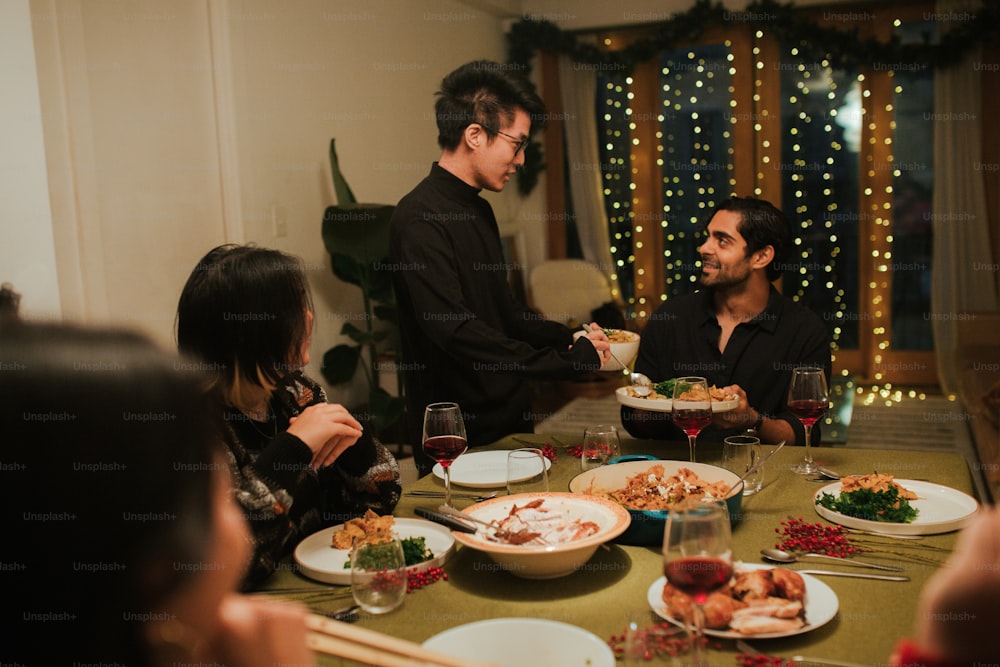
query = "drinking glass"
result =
(422, 402, 468, 507)
(787, 366, 829, 475)
(662, 501, 732, 666)
(350, 538, 407, 614)
(581, 425, 621, 472)
(506, 448, 549, 495)
(671, 377, 712, 463)
(722, 435, 763, 496)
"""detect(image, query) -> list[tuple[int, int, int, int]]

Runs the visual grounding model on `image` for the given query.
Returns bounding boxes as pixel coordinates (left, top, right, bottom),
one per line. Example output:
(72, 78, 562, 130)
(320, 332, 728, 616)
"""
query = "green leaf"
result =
(322, 204, 395, 265)
(372, 304, 397, 324)
(330, 252, 363, 287)
(369, 388, 406, 432)
(321, 345, 360, 385)
(329, 138, 357, 206)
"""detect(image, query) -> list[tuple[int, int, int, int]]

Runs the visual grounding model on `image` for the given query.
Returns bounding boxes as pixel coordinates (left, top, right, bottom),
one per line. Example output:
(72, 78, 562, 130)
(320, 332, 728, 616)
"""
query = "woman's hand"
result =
(580, 322, 612, 366)
(287, 403, 363, 469)
(200, 594, 314, 667)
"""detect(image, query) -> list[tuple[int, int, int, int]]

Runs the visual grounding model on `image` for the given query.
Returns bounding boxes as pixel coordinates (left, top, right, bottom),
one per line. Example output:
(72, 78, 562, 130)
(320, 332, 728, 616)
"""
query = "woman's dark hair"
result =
(176, 244, 313, 410)
(0, 322, 220, 664)
(434, 59, 546, 151)
(709, 196, 795, 281)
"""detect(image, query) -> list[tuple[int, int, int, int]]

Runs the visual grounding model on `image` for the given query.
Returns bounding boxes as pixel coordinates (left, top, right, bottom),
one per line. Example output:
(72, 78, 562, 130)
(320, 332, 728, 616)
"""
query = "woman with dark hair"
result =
(177, 244, 401, 588)
(1, 322, 313, 666)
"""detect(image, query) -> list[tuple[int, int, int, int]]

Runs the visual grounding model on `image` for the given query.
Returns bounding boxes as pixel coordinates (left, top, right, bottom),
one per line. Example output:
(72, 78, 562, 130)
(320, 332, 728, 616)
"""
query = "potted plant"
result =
(320, 139, 406, 444)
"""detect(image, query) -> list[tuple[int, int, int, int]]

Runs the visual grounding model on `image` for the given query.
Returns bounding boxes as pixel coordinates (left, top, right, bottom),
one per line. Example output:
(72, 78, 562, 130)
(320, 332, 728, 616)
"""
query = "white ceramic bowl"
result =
(423, 617, 615, 667)
(602, 329, 639, 372)
(450, 492, 631, 579)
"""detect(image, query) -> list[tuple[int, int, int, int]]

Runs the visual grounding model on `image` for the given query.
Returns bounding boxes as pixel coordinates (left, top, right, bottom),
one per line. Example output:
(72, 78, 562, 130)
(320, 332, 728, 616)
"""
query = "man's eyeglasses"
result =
(476, 124, 529, 156)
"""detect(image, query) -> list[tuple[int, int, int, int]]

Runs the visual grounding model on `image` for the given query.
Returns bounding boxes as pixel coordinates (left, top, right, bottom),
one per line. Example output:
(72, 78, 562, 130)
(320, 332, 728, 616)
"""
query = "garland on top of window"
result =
(508, 0, 998, 73)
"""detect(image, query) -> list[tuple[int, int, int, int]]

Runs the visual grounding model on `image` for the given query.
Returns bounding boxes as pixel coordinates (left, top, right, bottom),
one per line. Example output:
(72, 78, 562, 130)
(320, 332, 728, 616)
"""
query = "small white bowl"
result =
(450, 492, 631, 579)
(423, 617, 615, 667)
(603, 329, 639, 372)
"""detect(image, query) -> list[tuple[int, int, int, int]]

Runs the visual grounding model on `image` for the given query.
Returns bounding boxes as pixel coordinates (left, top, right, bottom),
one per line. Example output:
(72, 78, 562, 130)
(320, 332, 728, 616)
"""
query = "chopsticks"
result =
(306, 614, 502, 667)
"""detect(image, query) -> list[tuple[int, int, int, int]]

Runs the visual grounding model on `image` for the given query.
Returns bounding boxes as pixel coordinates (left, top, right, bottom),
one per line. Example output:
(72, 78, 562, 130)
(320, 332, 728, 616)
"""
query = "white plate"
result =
(647, 563, 839, 639)
(616, 386, 740, 413)
(293, 518, 455, 585)
(814, 479, 979, 535)
(432, 450, 552, 489)
(423, 617, 615, 667)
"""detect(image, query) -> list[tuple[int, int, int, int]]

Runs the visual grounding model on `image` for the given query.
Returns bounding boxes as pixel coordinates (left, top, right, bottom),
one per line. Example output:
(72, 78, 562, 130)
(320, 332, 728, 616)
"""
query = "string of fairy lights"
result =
(597, 19, 931, 389)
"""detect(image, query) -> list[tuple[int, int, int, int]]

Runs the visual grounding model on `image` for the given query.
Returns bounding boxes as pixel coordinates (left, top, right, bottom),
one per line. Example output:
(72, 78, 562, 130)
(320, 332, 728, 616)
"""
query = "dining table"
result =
(256, 433, 982, 666)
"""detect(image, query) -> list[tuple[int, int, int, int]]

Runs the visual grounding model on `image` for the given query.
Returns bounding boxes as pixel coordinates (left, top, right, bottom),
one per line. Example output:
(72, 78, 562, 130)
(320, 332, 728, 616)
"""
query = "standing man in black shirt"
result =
(390, 60, 611, 472)
(622, 196, 831, 447)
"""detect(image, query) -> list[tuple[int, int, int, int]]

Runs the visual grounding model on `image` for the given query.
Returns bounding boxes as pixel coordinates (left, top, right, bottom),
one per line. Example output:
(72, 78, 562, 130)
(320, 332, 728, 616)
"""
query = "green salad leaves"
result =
(343, 536, 434, 569)
(816, 485, 919, 523)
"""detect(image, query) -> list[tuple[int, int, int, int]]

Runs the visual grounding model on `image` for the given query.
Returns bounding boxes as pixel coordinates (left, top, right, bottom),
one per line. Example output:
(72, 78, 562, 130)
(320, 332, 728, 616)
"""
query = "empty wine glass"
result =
(581, 424, 621, 472)
(787, 366, 829, 475)
(422, 402, 468, 507)
(672, 377, 712, 463)
(662, 501, 732, 666)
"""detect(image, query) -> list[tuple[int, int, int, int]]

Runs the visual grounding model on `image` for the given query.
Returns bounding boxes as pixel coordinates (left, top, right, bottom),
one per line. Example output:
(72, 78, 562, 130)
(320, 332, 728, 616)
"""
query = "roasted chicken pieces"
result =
(661, 567, 807, 635)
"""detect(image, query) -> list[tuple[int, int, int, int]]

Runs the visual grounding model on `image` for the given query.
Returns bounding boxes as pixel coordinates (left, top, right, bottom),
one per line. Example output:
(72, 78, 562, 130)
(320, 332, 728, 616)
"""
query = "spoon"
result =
(582, 324, 630, 375)
(630, 372, 652, 396)
(760, 548, 904, 571)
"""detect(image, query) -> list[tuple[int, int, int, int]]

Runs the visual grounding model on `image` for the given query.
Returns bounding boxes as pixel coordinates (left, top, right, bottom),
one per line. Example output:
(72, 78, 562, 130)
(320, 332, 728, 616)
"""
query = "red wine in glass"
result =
(423, 435, 468, 469)
(788, 367, 828, 475)
(672, 376, 712, 463)
(664, 556, 733, 604)
(422, 402, 468, 507)
(673, 410, 712, 435)
(788, 399, 827, 427)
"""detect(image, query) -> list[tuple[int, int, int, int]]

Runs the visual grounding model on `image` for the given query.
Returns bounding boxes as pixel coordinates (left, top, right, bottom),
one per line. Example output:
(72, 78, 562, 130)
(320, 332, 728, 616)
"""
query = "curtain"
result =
(557, 54, 617, 295)
(930, 0, 998, 393)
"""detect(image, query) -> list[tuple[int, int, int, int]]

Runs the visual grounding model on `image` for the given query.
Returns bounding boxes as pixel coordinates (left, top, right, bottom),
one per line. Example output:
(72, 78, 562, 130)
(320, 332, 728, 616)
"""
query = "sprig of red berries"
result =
(406, 566, 447, 593)
(774, 517, 859, 557)
(567, 444, 583, 458)
(607, 623, 702, 660)
(540, 443, 557, 462)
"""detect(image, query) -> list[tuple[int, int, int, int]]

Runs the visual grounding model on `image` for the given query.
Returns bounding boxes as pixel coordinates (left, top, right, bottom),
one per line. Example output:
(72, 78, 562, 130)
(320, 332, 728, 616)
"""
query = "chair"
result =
(528, 259, 614, 327)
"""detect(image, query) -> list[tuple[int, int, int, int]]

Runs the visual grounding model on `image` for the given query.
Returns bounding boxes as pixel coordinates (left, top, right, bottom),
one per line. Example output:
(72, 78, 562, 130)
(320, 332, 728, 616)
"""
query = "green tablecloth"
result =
(258, 435, 980, 665)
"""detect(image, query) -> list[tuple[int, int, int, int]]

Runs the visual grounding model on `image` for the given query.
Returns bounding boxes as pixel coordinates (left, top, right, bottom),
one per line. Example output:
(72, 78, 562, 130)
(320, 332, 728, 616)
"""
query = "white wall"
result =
(0, 0, 61, 320)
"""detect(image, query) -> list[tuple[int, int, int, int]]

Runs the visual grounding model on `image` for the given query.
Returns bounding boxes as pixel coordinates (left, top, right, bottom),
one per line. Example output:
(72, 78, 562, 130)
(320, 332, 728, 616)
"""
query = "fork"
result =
(736, 639, 868, 667)
(405, 490, 498, 502)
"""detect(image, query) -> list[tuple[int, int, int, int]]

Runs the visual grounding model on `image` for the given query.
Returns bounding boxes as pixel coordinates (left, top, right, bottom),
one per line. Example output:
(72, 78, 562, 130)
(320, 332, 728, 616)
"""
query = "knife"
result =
(414, 506, 477, 533)
(795, 569, 909, 582)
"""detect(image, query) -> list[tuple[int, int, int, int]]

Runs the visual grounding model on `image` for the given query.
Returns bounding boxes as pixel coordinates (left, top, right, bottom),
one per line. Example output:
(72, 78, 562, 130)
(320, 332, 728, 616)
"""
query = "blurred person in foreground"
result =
(177, 244, 400, 588)
(1, 322, 314, 666)
(390, 59, 611, 472)
(622, 196, 831, 447)
(891, 504, 1000, 665)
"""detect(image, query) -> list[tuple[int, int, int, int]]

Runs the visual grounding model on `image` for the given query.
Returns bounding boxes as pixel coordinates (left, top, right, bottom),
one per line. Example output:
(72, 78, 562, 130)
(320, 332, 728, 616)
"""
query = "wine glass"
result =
(672, 377, 713, 463)
(662, 501, 733, 666)
(580, 424, 621, 472)
(350, 538, 407, 614)
(422, 402, 468, 507)
(788, 366, 829, 475)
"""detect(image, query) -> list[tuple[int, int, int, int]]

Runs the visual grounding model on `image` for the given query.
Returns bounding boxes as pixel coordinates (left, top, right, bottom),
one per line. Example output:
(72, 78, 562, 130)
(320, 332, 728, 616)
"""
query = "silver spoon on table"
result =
(761, 547, 904, 571)
(630, 372, 652, 396)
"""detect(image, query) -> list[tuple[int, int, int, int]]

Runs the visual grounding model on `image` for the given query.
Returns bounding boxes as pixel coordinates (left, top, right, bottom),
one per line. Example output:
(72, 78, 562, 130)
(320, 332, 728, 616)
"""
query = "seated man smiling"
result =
(622, 196, 831, 448)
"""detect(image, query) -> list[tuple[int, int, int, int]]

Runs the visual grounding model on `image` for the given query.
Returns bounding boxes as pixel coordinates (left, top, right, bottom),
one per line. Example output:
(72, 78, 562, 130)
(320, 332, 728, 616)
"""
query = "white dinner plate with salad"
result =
(814, 479, 979, 535)
(615, 386, 739, 413)
(433, 450, 552, 489)
(647, 563, 839, 640)
(294, 518, 455, 585)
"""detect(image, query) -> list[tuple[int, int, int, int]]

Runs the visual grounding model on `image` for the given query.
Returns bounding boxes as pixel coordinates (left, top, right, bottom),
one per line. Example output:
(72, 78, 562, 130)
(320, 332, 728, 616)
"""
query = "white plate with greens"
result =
(294, 517, 455, 584)
(814, 479, 979, 535)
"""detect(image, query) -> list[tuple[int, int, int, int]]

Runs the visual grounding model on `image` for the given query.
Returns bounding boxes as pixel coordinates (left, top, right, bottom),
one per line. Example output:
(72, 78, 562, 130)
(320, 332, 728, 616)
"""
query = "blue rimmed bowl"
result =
(567, 454, 743, 545)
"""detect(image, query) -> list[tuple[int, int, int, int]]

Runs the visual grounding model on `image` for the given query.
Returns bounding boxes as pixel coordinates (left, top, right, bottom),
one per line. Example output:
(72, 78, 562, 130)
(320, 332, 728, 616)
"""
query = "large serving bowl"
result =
(450, 492, 631, 579)
(568, 456, 743, 545)
(602, 329, 640, 372)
